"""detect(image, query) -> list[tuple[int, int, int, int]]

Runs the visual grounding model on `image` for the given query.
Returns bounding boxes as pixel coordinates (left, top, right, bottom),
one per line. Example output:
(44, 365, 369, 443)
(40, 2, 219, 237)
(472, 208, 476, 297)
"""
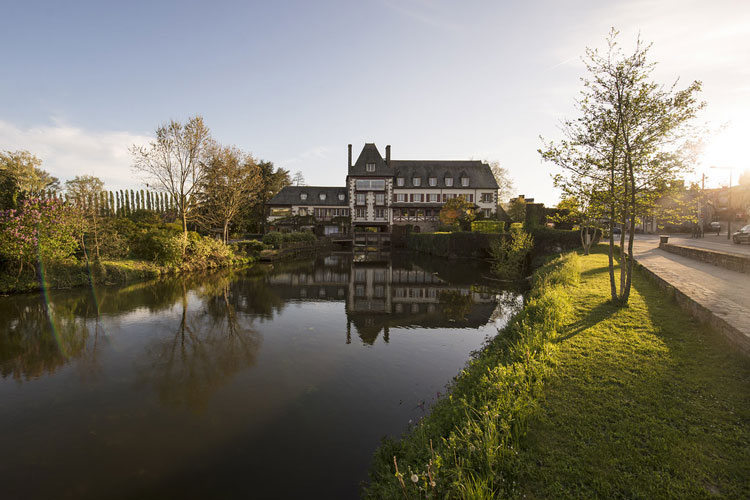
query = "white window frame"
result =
(396, 177, 404, 186)
(412, 177, 421, 187)
(319, 193, 327, 201)
(445, 177, 454, 187)
(366, 162, 375, 172)
(300, 193, 307, 200)
(461, 177, 469, 187)
(356, 193, 366, 205)
(338, 193, 345, 201)
(375, 193, 385, 205)
(429, 177, 437, 187)
(396, 193, 406, 202)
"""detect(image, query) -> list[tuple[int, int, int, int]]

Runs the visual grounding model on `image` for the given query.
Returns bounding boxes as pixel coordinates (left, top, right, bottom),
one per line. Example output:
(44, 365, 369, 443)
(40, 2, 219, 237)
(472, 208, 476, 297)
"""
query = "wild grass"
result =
(362, 252, 580, 499)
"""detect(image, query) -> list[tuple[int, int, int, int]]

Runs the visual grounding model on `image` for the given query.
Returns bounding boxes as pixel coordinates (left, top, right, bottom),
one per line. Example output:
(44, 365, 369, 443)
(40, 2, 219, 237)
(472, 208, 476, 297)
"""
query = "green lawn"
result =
(518, 247, 750, 499)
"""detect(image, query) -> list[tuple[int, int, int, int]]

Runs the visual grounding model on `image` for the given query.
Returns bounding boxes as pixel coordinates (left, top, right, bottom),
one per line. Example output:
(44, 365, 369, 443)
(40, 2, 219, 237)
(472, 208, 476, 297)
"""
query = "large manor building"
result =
(267, 143, 500, 234)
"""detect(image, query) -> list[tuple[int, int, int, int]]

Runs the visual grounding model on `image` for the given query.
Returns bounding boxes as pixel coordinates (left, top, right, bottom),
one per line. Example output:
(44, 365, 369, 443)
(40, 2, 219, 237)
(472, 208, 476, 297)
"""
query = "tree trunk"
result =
(622, 155, 638, 304)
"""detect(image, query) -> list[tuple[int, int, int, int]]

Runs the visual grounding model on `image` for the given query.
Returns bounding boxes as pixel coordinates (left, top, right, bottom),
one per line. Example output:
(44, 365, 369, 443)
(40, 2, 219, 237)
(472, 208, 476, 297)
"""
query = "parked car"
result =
(709, 221, 721, 233)
(733, 224, 750, 244)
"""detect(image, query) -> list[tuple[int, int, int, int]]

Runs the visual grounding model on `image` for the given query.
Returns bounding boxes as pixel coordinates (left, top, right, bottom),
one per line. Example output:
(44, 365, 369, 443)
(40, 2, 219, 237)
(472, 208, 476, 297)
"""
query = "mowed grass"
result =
(518, 246, 750, 499)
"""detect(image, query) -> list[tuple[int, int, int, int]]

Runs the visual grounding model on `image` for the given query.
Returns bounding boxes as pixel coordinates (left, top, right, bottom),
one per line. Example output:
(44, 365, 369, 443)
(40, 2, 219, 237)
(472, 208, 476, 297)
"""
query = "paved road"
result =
(631, 235, 750, 351)
(637, 233, 750, 256)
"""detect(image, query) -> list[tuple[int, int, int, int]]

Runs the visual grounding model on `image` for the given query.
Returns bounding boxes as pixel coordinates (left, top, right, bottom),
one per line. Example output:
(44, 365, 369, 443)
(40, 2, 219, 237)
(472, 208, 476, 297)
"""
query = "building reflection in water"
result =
(267, 252, 521, 345)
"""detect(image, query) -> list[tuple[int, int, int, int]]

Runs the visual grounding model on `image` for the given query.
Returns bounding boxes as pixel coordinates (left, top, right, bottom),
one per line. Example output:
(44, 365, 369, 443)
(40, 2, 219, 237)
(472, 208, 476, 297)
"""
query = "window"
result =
(270, 208, 291, 216)
(429, 177, 437, 186)
(445, 177, 454, 187)
(338, 193, 345, 201)
(481, 193, 493, 203)
(482, 208, 492, 217)
(461, 177, 469, 187)
(356, 208, 366, 218)
(396, 193, 406, 202)
(397, 177, 404, 187)
(355, 179, 385, 190)
(375, 193, 385, 205)
(356, 193, 366, 205)
(319, 193, 327, 201)
(412, 177, 421, 187)
(300, 193, 307, 200)
(375, 208, 385, 219)
(413, 193, 423, 202)
(428, 193, 439, 202)
(366, 162, 375, 172)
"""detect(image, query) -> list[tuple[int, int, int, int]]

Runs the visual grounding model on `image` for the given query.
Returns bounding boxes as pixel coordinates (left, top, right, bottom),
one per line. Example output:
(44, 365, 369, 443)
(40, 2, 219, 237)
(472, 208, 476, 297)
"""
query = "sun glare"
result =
(698, 120, 750, 187)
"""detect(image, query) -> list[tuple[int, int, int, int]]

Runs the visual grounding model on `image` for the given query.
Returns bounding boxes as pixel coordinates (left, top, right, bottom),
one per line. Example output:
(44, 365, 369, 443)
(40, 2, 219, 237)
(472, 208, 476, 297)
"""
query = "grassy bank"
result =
(363, 252, 580, 498)
(516, 247, 750, 498)
(363, 246, 750, 498)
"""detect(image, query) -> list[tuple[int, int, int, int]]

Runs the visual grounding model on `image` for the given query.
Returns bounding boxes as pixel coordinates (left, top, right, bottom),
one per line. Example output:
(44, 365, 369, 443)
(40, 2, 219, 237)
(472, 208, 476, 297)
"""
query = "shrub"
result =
(490, 227, 534, 279)
(130, 228, 183, 266)
(262, 231, 316, 249)
(262, 231, 284, 249)
(233, 239, 266, 257)
(185, 236, 233, 269)
(471, 220, 505, 233)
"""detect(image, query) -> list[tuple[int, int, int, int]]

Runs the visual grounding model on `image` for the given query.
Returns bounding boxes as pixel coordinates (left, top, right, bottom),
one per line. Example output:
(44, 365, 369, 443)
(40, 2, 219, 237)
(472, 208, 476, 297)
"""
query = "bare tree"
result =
(130, 116, 214, 240)
(200, 145, 262, 243)
(65, 175, 105, 261)
(292, 170, 306, 186)
(488, 161, 514, 202)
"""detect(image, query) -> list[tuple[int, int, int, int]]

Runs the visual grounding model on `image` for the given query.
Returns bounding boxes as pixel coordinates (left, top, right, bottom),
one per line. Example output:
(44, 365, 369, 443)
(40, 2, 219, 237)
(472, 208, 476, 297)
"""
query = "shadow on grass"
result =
(555, 299, 618, 343)
(579, 265, 613, 278)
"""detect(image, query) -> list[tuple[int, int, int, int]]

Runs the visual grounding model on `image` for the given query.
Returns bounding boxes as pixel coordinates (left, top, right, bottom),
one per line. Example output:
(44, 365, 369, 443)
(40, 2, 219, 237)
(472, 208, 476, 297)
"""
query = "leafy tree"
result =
(439, 196, 475, 230)
(540, 30, 703, 304)
(240, 161, 290, 233)
(200, 145, 262, 243)
(506, 197, 527, 223)
(489, 226, 534, 279)
(130, 116, 214, 240)
(0, 151, 59, 205)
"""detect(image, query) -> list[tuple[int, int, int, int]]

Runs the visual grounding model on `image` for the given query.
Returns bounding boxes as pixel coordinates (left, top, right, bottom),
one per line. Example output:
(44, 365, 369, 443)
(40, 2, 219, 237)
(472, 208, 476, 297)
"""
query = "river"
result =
(0, 251, 522, 499)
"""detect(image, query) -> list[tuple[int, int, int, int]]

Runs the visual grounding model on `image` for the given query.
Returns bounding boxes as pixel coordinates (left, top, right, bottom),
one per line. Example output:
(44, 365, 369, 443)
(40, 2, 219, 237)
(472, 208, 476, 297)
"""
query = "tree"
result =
(200, 145, 262, 243)
(240, 161, 290, 233)
(0, 151, 59, 206)
(439, 196, 475, 230)
(130, 116, 214, 240)
(540, 29, 703, 304)
(292, 170, 306, 186)
(488, 161, 514, 202)
(506, 197, 527, 223)
(65, 175, 105, 261)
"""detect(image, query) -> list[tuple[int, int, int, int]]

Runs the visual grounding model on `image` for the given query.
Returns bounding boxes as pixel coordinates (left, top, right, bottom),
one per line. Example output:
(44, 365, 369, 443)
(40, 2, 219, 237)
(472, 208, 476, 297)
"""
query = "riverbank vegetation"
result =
(0, 116, 291, 294)
(363, 252, 580, 498)
(363, 246, 750, 498)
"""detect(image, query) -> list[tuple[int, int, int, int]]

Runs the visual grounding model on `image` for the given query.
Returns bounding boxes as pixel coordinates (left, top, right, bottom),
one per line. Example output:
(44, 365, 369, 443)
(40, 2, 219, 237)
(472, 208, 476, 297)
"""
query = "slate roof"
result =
(268, 186, 348, 206)
(391, 160, 499, 189)
(349, 143, 391, 176)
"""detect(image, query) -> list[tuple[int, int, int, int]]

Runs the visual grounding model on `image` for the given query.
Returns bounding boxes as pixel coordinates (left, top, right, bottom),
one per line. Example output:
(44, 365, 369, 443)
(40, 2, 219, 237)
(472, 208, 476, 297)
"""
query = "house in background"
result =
(267, 143, 501, 234)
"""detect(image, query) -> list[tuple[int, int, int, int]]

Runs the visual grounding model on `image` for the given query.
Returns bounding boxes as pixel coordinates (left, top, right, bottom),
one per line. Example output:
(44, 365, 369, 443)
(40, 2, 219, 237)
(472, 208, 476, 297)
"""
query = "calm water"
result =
(0, 251, 522, 499)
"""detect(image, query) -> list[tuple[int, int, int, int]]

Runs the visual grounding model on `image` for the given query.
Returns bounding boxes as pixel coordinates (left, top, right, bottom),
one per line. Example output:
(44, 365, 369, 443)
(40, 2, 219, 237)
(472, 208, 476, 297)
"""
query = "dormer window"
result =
(366, 162, 375, 172)
(319, 193, 327, 201)
(397, 177, 404, 187)
(445, 177, 454, 187)
(461, 177, 470, 187)
(338, 193, 345, 201)
(300, 193, 307, 201)
(412, 177, 421, 187)
(429, 177, 437, 187)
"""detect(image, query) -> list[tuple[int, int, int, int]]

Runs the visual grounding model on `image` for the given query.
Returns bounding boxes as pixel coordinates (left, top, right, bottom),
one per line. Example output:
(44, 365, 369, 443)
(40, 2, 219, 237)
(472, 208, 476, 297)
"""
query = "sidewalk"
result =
(632, 236, 750, 353)
(640, 233, 750, 256)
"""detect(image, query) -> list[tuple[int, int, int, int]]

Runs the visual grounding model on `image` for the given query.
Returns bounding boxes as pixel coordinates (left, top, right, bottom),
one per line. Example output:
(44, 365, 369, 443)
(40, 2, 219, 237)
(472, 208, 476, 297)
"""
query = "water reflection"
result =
(0, 251, 522, 499)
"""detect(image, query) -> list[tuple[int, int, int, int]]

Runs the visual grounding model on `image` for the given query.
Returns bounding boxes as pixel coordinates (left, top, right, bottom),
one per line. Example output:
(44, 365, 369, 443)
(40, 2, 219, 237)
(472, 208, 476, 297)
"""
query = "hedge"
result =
(471, 220, 505, 233)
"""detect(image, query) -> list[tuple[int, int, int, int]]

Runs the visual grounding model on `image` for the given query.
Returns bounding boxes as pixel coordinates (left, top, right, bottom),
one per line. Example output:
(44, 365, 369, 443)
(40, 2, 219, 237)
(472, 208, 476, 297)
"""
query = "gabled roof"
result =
(391, 160, 499, 189)
(349, 143, 392, 176)
(268, 186, 348, 206)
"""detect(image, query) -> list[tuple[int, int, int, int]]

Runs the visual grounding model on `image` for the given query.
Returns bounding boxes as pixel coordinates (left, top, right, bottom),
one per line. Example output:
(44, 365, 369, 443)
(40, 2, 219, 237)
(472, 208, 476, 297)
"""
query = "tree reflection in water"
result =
(138, 273, 262, 411)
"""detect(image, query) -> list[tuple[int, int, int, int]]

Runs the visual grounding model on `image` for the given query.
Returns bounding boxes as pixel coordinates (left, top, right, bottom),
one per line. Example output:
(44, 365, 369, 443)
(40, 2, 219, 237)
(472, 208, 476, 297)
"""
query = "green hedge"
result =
(407, 232, 503, 259)
(471, 220, 505, 233)
(262, 231, 317, 249)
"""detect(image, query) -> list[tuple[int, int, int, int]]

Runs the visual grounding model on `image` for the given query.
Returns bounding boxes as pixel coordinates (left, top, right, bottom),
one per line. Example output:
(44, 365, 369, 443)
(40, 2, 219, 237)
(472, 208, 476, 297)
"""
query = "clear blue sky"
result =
(2, 0, 748, 203)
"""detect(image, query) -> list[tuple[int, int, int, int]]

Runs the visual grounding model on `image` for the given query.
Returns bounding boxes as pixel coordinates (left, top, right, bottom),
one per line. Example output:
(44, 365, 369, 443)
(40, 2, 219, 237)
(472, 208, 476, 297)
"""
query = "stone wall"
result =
(659, 243, 750, 274)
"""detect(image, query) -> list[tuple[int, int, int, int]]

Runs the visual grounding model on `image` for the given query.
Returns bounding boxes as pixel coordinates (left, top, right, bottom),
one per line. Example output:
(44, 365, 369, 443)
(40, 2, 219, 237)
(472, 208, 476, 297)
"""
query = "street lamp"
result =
(710, 166, 734, 239)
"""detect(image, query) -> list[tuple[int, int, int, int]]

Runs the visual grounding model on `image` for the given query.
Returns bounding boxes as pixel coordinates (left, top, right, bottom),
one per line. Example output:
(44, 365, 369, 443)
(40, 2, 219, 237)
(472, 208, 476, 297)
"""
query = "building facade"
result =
(267, 143, 500, 234)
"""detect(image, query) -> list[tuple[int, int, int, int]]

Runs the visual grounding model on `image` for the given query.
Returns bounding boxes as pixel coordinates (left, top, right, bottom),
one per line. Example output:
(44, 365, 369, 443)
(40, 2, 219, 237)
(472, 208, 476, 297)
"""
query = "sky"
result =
(1, 0, 749, 204)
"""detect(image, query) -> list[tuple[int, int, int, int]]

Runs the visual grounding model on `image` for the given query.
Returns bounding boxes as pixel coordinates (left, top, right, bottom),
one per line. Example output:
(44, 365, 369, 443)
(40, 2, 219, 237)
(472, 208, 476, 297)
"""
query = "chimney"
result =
(348, 144, 352, 168)
(385, 145, 391, 165)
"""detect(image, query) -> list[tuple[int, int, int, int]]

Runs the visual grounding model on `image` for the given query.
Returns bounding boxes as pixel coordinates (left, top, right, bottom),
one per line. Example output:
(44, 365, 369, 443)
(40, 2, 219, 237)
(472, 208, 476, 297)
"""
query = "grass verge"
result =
(363, 245, 750, 499)
(362, 252, 580, 499)
(516, 247, 750, 499)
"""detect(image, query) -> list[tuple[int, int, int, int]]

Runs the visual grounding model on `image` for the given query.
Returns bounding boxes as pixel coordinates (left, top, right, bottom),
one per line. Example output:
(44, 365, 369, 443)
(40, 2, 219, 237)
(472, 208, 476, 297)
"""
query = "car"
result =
(733, 224, 750, 244)
(709, 221, 721, 231)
